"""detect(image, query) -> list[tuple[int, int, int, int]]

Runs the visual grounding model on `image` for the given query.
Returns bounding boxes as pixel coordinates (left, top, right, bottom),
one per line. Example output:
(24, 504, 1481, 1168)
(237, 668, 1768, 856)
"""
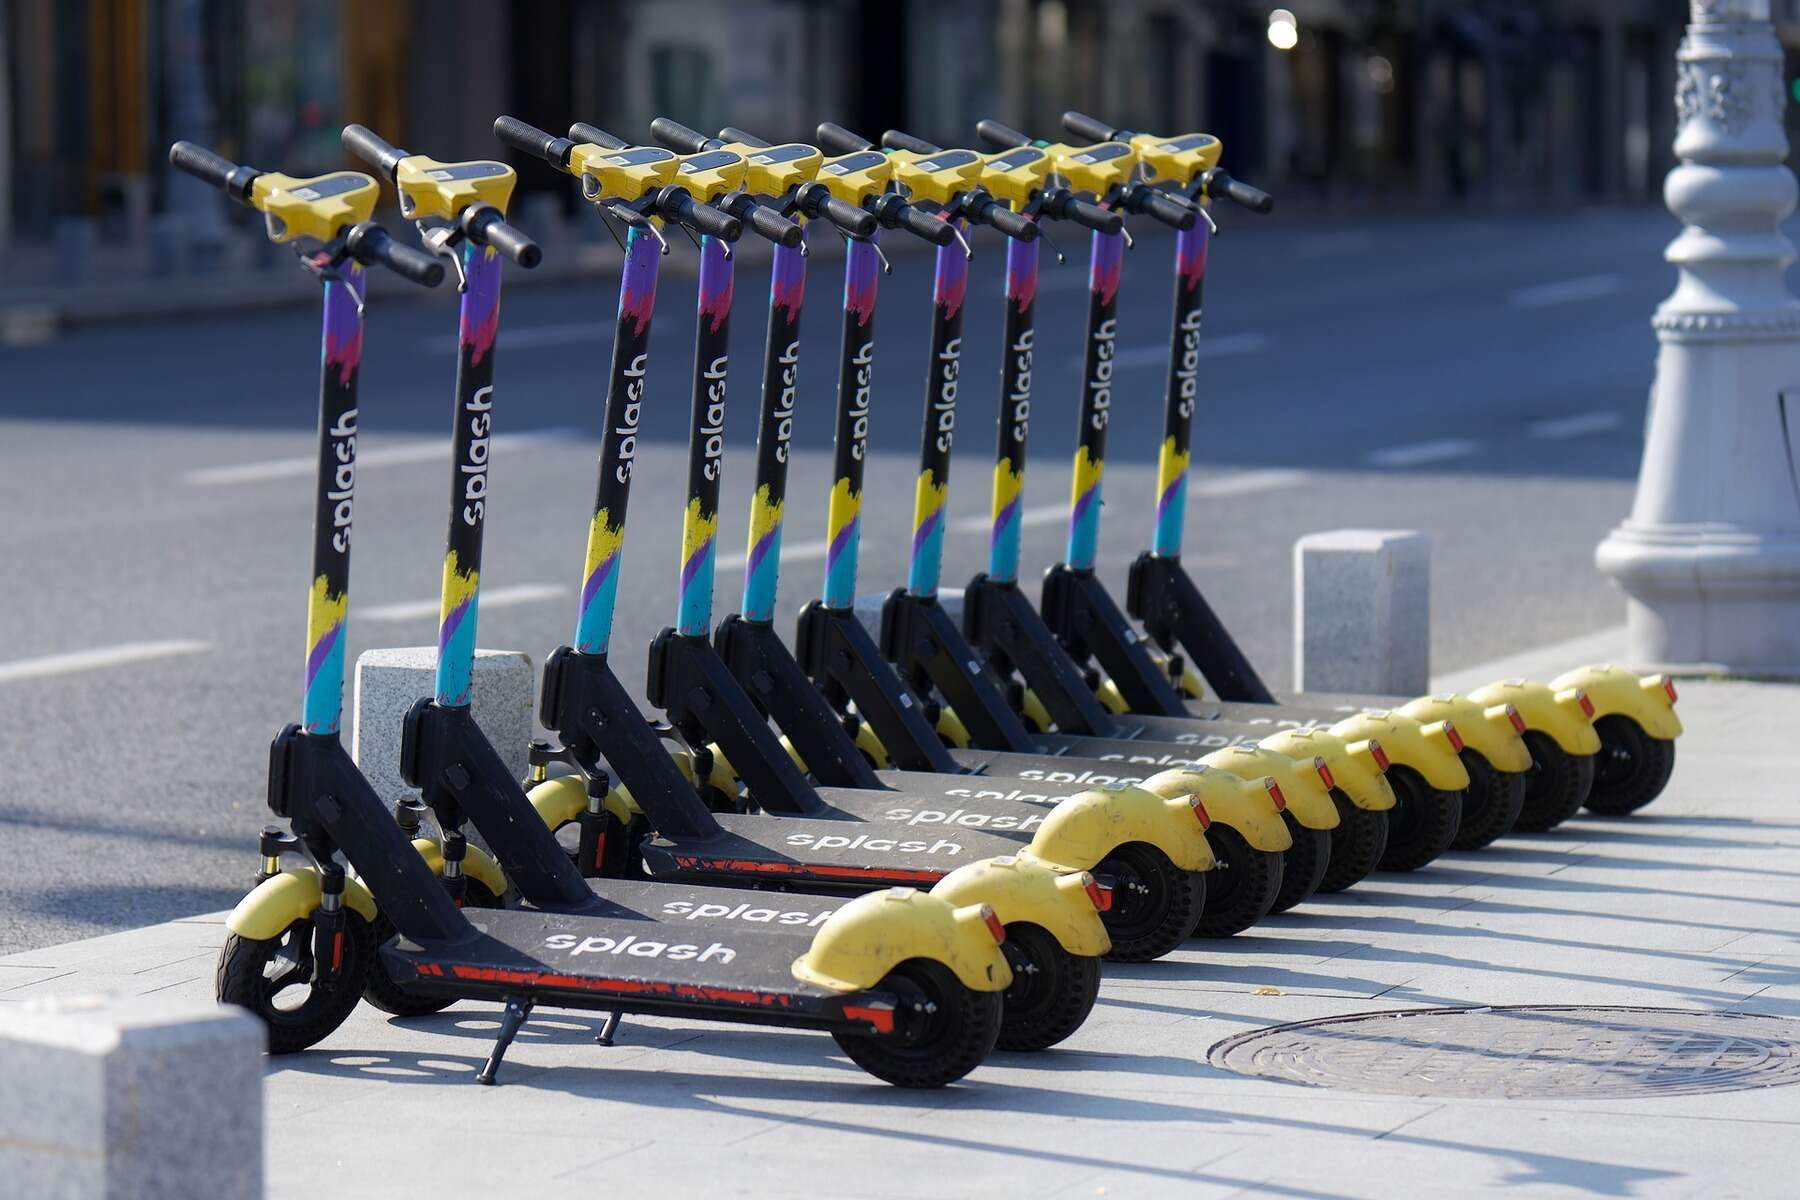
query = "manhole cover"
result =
(1208, 1006, 1800, 1099)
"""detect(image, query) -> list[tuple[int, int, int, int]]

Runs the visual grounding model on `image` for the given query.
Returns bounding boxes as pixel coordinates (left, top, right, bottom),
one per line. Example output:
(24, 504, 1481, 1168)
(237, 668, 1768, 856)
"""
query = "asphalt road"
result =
(0, 207, 1679, 953)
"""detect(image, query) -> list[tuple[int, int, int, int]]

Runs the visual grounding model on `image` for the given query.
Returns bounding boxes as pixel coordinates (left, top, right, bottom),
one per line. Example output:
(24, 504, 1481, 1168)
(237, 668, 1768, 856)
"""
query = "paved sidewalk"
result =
(4, 673, 1797, 1198)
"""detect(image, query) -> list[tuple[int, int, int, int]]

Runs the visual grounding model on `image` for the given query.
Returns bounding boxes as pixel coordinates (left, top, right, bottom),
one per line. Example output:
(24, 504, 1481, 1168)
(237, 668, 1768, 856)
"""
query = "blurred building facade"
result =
(4, 0, 1794, 282)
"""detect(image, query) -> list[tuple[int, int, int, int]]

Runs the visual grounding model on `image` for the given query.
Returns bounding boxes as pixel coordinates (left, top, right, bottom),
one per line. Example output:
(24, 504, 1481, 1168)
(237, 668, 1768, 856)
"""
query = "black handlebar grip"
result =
(974, 119, 1032, 149)
(346, 223, 446, 288)
(493, 117, 574, 169)
(341, 124, 405, 180)
(743, 200, 804, 248)
(1060, 111, 1121, 144)
(1133, 187, 1198, 231)
(468, 208, 543, 268)
(168, 141, 259, 201)
(568, 122, 629, 151)
(816, 192, 878, 238)
(977, 199, 1039, 242)
(661, 189, 742, 242)
(1066, 196, 1122, 234)
(881, 129, 940, 154)
(816, 122, 873, 153)
(649, 117, 717, 153)
(1212, 169, 1274, 214)
(717, 126, 772, 149)
(897, 204, 956, 247)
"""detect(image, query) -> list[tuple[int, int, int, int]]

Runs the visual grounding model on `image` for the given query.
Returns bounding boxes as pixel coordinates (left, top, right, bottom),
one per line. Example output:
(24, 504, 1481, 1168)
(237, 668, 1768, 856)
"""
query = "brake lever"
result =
(417, 222, 471, 292)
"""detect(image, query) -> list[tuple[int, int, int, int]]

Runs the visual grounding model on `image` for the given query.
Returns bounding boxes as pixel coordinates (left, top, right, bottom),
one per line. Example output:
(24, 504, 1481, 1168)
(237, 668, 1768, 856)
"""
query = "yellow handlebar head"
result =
(978, 145, 1054, 210)
(392, 156, 518, 221)
(673, 147, 749, 203)
(1128, 132, 1222, 188)
(887, 147, 985, 208)
(730, 142, 825, 199)
(1041, 140, 1137, 198)
(248, 171, 379, 244)
(816, 148, 894, 208)
(568, 143, 680, 203)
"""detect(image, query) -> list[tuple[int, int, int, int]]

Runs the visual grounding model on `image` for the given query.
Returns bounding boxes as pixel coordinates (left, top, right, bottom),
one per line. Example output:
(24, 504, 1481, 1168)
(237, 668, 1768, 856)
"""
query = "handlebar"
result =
(730, 195, 804, 247)
(1040, 189, 1122, 234)
(493, 116, 575, 170)
(718, 126, 772, 149)
(799, 186, 878, 238)
(568, 122, 629, 152)
(657, 187, 742, 242)
(340, 124, 405, 181)
(880, 129, 939, 155)
(168, 141, 260, 202)
(1206, 168, 1274, 214)
(816, 122, 873, 154)
(466, 206, 543, 268)
(344, 222, 446, 287)
(966, 194, 1038, 241)
(1121, 184, 1197, 231)
(649, 117, 719, 154)
(974, 119, 1032, 150)
(1060, 110, 1122, 144)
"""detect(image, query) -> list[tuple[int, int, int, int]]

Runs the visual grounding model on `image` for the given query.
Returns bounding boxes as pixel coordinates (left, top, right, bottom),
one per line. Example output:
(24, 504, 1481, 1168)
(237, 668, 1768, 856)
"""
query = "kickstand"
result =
(595, 1011, 622, 1046)
(476, 995, 534, 1086)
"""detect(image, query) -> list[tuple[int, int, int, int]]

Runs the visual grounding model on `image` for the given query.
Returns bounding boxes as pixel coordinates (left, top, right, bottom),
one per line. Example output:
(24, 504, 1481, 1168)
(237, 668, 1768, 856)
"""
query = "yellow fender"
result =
(225, 868, 378, 940)
(1018, 688, 1054, 733)
(1329, 711, 1471, 792)
(1017, 786, 1215, 874)
(935, 706, 973, 749)
(1095, 677, 1130, 715)
(791, 888, 1014, 993)
(699, 742, 745, 801)
(406, 837, 508, 901)
(1549, 665, 1683, 740)
(1137, 767, 1292, 852)
(851, 721, 892, 769)
(1398, 695, 1533, 774)
(934, 856, 1113, 958)
(527, 775, 636, 830)
(1258, 728, 1397, 812)
(1467, 679, 1602, 756)
(778, 733, 809, 773)
(1199, 746, 1339, 830)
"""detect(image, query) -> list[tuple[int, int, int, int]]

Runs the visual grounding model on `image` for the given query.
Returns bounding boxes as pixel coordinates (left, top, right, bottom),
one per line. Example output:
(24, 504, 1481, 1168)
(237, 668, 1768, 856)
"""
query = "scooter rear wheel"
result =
(1584, 717, 1676, 815)
(1191, 825, 1284, 937)
(1450, 750, 1525, 851)
(1270, 815, 1330, 913)
(994, 923, 1100, 1051)
(1515, 732, 1594, 831)
(362, 880, 503, 1017)
(1097, 842, 1206, 962)
(1316, 793, 1388, 893)
(1378, 766, 1461, 872)
(218, 912, 374, 1054)
(834, 959, 1003, 1087)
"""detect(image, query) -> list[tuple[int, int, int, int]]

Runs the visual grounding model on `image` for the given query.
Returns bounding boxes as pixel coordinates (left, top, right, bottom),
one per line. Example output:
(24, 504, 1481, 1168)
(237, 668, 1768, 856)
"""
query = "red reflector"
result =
(1443, 722, 1464, 753)
(1189, 795, 1212, 829)
(1314, 757, 1335, 792)
(1083, 874, 1112, 913)
(1266, 778, 1286, 811)
(593, 833, 608, 870)
(981, 905, 1007, 945)
(331, 930, 344, 972)
(1664, 678, 1678, 703)
(1576, 690, 1595, 719)
(1369, 741, 1390, 772)
(1506, 705, 1526, 735)
(843, 1002, 896, 1035)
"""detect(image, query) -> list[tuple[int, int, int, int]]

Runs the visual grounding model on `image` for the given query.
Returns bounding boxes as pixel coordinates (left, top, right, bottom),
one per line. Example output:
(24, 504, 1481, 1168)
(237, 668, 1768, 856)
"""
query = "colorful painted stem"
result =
(740, 239, 807, 624)
(676, 234, 735, 637)
(1065, 228, 1123, 573)
(823, 236, 881, 610)
(987, 233, 1039, 584)
(906, 221, 970, 598)
(1151, 221, 1208, 559)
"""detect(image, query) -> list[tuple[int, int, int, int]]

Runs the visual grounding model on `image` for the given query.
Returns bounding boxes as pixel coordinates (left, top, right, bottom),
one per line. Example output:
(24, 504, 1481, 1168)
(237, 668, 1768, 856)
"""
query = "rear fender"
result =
(1398, 695, 1533, 773)
(935, 706, 974, 749)
(1019, 688, 1054, 733)
(700, 742, 745, 800)
(1258, 728, 1397, 812)
(851, 721, 892, 769)
(527, 775, 635, 831)
(1329, 711, 1471, 791)
(778, 734, 809, 773)
(1095, 678, 1130, 714)
(1199, 745, 1339, 830)
(406, 837, 508, 900)
(1467, 679, 1602, 755)
(225, 868, 378, 940)
(791, 888, 1014, 993)
(1019, 785, 1215, 873)
(1137, 767, 1292, 851)
(935, 855, 1112, 958)
(1548, 665, 1683, 740)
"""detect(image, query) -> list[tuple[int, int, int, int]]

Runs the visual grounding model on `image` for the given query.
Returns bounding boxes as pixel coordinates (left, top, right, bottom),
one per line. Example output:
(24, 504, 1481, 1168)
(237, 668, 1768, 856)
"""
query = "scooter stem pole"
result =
(905, 219, 970, 598)
(1065, 228, 1123, 572)
(301, 266, 366, 736)
(1151, 221, 1208, 559)
(740, 239, 808, 623)
(676, 235, 734, 637)
(987, 233, 1039, 584)
(435, 244, 504, 706)
(822, 236, 882, 610)
(574, 227, 661, 655)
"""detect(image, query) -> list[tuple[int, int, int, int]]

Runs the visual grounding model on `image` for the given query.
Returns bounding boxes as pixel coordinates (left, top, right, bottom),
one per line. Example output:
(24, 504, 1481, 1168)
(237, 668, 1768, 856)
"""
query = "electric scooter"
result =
(190, 134, 1015, 1089)
(1038, 112, 1681, 830)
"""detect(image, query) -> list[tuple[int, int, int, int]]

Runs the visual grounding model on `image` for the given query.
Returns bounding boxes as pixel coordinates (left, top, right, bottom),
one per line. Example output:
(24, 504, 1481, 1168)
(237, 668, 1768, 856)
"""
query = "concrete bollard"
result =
(1294, 530, 1430, 696)
(0, 994, 263, 1199)
(352, 647, 535, 805)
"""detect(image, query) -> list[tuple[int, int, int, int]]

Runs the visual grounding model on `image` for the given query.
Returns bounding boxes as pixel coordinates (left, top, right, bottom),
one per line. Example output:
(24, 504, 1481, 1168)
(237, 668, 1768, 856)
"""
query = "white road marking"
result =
(1071, 333, 1272, 371)
(0, 640, 210, 684)
(948, 468, 1310, 533)
(1529, 411, 1624, 439)
(1366, 439, 1479, 468)
(1507, 273, 1622, 309)
(360, 583, 569, 623)
(185, 428, 584, 486)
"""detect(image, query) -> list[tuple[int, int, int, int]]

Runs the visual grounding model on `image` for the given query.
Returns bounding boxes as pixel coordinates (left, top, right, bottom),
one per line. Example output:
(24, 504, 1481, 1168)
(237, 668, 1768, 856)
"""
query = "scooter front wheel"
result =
(994, 923, 1101, 1052)
(1316, 793, 1388, 893)
(1450, 750, 1525, 851)
(1191, 826, 1284, 937)
(1584, 717, 1676, 815)
(1270, 815, 1330, 913)
(1378, 767, 1461, 872)
(217, 912, 374, 1054)
(834, 959, 1003, 1087)
(1515, 732, 1594, 831)
(362, 880, 503, 1017)
(1096, 842, 1206, 961)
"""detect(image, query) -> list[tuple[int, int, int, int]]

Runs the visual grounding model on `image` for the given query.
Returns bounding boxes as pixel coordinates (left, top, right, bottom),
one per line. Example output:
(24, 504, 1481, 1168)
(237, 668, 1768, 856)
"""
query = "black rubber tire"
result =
(1316, 791, 1388, 893)
(218, 912, 374, 1054)
(362, 880, 502, 1016)
(834, 959, 1003, 1087)
(1270, 814, 1330, 913)
(1584, 717, 1677, 816)
(1378, 766, 1462, 872)
(1515, 732, 1594, 831)
(993, 923, 1101, 1051)
(1096, 842, 1206, 962)
(1449, 750, 1526, 851)
(1191, 824, 1284, 937)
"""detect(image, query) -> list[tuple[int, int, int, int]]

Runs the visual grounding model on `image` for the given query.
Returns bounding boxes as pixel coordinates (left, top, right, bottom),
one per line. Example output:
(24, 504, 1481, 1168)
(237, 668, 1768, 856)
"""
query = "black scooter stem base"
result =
(1042, 563, 1188, 716)
(961, 575, 1117, 736)
(1126, 552, 1277, 705)
(794, 602, 963, 776)
(880, 589, 1037, 751)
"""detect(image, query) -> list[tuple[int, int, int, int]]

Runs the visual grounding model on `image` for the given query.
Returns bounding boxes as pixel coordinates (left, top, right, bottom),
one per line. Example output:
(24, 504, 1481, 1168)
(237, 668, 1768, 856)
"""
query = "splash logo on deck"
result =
(662, 900, 837, 927)
(847, 340, 875, 461)
(614, 353, 648, 484)
(881, 804, 1048, 832)
(1086, 317, 1116, 431)
(771, 340, 799, 463)
(930, 336, 961, 453)
(700, 354, 728, 481)
(1172, 307, 1203, 421)
(460, 385, 494, 525)
(327, 405, 359, 552)
(783, 832, 961, 855)
(542, 933, 736, 963)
